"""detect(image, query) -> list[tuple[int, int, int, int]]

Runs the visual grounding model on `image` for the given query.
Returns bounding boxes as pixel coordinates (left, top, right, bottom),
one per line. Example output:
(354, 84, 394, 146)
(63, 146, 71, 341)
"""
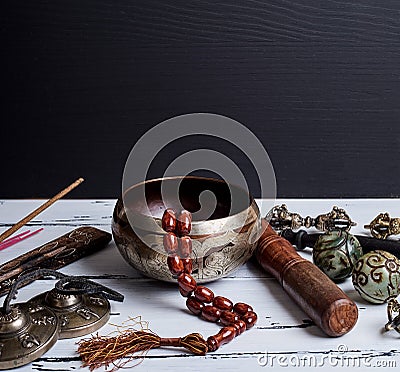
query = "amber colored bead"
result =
(182, 258, 193, 274)
(167, 255, 184, 277)
(162, 209, 176, 232)
(178, 273, 197, 293)
(178, 236, 192, 258)
(241, 311, 258, 329)
(231, 323, 241, 336)
(206, 326, 236, 352)
(201, 305, 221, 322)
(233, 319, 246, 335)
(179, 287, 193, 297)
(163, 232, 178, 255)
(233, 302, 253, 316)
(186, 297, 204, 315)
(207, 336, 218, 352)
(213, 296, 233, 311)
(194, 286, 214, 303)
(220, 310, 239, 326)
(177, 210, 192, 236)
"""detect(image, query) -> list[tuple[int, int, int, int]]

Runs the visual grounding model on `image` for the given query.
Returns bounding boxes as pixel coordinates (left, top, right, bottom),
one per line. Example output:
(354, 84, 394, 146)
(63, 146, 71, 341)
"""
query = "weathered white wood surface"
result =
(1, 199, 400, 371)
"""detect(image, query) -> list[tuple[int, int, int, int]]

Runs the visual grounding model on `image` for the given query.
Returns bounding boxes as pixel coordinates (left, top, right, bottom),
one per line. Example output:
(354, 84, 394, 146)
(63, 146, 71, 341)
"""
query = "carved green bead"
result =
(352, 250, 400, 304)
(313, 230, 363, 281)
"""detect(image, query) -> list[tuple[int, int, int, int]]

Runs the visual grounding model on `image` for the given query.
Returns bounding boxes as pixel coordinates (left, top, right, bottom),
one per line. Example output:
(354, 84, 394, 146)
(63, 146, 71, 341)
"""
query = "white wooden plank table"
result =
(1, 199, 399, 371)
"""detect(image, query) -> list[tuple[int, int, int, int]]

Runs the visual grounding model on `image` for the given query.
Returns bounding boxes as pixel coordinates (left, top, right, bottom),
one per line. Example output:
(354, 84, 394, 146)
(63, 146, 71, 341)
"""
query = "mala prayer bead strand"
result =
(74, 209, 257, 370)
(162, 209, 258, 353)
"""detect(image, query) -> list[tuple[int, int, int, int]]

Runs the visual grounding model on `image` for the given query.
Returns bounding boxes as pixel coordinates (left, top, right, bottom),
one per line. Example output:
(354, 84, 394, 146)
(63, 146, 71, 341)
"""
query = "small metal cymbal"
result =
(28, 288, 110, 339)
(0, 302, 59, 370)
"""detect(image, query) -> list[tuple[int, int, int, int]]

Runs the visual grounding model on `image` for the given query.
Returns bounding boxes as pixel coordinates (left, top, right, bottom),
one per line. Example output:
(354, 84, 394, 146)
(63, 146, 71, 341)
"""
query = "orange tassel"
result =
(77, 329, 208, 371)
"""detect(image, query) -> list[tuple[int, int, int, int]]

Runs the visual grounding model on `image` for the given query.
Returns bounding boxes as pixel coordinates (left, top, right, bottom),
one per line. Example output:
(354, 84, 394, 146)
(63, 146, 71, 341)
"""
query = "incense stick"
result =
(0, 178, 84, 243)
(0, 228, 44, 252)
(2, 230, 32, 243)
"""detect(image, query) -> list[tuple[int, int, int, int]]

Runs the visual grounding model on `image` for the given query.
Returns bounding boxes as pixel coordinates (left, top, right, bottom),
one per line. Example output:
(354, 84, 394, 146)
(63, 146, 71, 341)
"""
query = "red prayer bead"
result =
(233, 302, 253, 316)
(163, 232, 178, 255)
(178, 236, 192, 258)
(194, 286, 214, 303)
(167, 256, 184, 277)
(178, 273, 197, 293)
(233, 319, 247, 335)
(241, 311, 258, 329)
(213, 296, 233, 311)
(162, 209, 176, 232)
(201, 305, 221, 322)
(207, 337, 218, 352)
(231, 323, 240, 336)
(220, 311, 239, 326)
(177, 210, 192, 236)
(186, 297, 204, 315)
(207, 326, 236, 352)
(182, 258, 193, 274)
(179, 287, 193, 297)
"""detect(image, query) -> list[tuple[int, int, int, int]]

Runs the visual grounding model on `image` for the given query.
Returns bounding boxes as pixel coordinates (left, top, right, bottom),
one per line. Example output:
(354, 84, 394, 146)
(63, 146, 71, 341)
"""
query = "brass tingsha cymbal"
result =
(28, 287, 111, 339)
(0, 268, 123, 369)
(0, 302, 59, 369)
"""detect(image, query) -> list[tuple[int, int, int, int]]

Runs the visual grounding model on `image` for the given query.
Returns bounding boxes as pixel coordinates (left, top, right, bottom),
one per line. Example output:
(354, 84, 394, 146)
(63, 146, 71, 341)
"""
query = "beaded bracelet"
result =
(162, 208, 257, 352)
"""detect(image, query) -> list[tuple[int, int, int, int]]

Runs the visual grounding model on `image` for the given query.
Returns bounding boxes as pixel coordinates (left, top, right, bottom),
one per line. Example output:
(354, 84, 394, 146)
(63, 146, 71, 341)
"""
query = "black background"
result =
(2, 0, 400, 199)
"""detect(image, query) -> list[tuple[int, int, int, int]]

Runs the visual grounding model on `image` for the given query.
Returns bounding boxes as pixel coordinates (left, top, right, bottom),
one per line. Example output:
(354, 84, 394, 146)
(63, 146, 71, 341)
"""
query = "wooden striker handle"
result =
(255, 220, 358, 337)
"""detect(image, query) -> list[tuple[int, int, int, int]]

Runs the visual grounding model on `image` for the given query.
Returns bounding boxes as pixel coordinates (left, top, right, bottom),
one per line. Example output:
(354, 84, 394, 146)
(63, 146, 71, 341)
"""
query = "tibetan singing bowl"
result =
(112, 176, 261, 283)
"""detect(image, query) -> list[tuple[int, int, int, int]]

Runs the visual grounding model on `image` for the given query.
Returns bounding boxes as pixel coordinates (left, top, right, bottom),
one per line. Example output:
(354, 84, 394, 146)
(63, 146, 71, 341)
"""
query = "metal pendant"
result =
(0, 302, 59, 369)
(364, 212, 400, 239)
(28, 288, 110, 339)
(267, 204, 356, 232)
(385, 298, 400, 333)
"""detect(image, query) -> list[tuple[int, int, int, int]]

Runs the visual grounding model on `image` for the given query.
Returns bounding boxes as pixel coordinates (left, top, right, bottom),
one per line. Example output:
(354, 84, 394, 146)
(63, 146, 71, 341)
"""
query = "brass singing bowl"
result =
(112, 176, 261, 283)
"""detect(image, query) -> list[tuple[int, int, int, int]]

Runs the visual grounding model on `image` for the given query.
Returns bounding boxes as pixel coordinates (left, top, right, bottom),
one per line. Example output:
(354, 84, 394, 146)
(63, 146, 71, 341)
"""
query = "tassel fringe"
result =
(77, 328, 208, 371)
(179, 333, 208, 355)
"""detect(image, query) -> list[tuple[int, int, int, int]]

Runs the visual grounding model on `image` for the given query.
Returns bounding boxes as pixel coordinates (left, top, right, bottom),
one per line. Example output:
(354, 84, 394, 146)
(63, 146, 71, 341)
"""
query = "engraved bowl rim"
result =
(120, 176, 260, 235)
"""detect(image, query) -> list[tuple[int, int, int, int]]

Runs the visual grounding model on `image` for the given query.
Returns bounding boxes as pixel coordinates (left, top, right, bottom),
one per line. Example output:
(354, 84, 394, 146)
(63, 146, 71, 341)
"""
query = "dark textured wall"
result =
(2, 1, 400, 198)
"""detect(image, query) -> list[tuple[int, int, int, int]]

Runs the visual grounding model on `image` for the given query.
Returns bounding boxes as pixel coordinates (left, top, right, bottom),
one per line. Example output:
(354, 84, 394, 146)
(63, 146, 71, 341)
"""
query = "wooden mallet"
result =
(255, 219, 358, 337)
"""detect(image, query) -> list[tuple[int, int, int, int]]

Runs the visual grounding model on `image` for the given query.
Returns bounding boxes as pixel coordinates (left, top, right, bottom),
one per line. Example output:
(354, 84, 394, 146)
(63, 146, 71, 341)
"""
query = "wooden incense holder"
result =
(255, 220, 358, 337)
(0, 227, 111, 297)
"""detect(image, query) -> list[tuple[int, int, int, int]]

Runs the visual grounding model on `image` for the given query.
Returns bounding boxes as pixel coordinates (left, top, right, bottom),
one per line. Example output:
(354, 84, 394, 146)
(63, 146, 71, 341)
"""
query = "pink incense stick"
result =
(2, 230, 32, 243)
(0, 228, 44, 251)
